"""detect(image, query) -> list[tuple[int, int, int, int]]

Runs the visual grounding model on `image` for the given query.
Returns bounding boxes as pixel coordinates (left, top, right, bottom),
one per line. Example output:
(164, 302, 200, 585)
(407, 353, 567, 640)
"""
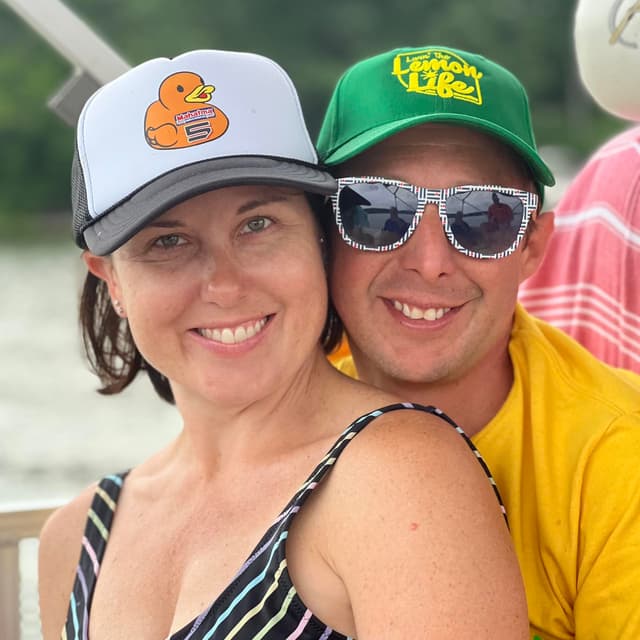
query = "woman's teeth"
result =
(198, 318, 267, 344)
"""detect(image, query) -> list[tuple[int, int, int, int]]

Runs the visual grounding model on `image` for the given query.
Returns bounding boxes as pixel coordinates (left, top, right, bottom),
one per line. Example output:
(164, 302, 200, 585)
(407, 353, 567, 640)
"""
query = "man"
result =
(382, 205, 410, 237)
(519, 124, 640, 373)
(519, 0, 640, 373)
(318, 45, 640, 640)
(488, 191, 514, 229)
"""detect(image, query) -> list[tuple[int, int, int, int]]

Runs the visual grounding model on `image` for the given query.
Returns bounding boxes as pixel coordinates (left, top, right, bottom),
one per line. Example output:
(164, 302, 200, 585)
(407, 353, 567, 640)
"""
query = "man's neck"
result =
(352, 349, 514, 437)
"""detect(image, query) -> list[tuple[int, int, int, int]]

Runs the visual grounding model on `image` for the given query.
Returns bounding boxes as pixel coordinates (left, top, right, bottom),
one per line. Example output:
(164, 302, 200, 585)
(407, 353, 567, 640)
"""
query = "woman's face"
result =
(85, 185, 328, 408)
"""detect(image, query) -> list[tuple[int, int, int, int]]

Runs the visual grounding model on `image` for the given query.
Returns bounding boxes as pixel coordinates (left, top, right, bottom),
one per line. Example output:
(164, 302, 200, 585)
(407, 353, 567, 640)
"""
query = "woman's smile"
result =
(195, 315, 270, 345)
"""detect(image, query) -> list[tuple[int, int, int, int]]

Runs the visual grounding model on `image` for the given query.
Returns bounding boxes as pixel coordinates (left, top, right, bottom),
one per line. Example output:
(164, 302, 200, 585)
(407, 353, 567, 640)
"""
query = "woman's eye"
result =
(154, 234, 185, 249)
(241, 217, 273, 234)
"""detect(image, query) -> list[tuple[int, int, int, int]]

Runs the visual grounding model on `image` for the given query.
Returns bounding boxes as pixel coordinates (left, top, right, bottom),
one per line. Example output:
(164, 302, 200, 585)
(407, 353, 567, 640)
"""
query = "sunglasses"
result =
(331, 176, 539, 259)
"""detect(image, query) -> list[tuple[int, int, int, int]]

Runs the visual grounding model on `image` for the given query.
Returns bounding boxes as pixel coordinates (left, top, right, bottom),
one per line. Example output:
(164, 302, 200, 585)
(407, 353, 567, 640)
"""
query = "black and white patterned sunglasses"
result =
(331, 176, 539, 259)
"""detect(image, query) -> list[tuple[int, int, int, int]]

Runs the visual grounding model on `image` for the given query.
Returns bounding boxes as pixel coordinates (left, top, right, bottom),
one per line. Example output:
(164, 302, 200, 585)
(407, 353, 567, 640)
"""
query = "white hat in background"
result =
(574, 0, 640, 120)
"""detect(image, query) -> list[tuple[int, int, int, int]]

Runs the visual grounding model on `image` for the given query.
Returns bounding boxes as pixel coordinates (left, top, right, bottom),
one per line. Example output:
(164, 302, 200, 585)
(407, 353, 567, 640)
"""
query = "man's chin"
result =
(355, 349, 463, 388)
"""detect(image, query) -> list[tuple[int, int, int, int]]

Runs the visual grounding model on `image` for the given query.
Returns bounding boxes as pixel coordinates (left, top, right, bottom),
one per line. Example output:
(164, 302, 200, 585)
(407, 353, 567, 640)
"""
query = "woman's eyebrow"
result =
(237, 195, 289, 215)
(145, 219, 187, 229)
(144, 193, 298, 225)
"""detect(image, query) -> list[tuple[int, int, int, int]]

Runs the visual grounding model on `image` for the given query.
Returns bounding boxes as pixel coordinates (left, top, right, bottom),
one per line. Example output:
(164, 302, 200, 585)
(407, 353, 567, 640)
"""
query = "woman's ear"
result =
(519, 210, 554, 283)
(82, 252, 122, 304)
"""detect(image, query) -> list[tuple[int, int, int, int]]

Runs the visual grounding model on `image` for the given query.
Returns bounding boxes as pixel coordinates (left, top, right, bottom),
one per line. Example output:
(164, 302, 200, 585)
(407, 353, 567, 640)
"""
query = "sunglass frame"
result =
(332, 176, 540, 259)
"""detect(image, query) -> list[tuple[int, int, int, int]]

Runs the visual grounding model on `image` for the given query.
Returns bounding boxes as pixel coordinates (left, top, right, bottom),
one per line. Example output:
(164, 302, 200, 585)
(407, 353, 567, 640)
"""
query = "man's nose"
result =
(395, 206, 457, 278)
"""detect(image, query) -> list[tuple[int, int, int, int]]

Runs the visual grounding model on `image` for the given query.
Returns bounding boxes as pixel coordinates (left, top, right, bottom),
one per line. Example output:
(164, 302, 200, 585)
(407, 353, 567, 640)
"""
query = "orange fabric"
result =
(328, 335, 351, 365)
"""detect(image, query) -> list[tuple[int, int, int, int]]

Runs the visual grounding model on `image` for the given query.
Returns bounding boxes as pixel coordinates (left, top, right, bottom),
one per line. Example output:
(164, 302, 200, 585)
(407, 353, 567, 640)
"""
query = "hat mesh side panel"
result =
(71, 148, 90, 246)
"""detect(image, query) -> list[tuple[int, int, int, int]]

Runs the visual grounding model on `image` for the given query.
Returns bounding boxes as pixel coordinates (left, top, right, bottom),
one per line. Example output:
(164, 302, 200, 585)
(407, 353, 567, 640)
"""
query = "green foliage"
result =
(0, 4, 74, 226)
(0, 0, 629, 234)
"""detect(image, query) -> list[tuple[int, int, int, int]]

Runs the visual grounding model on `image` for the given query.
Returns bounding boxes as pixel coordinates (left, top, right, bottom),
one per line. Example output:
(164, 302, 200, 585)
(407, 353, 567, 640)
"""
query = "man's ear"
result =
(82, 252, 122, 301)
(519, 210, 554, 283)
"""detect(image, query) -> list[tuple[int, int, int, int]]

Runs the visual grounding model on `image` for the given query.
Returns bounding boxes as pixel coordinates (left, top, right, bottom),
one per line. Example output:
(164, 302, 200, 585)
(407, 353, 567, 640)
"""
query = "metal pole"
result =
(2, 0, 131, 124)
(2, 0, 129, 83)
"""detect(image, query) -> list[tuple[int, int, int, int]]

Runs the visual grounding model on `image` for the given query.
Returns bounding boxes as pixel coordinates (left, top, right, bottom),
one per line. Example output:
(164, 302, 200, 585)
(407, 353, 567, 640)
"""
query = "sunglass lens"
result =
(338, 183, 417, 249)
(445, 189, 524, 256)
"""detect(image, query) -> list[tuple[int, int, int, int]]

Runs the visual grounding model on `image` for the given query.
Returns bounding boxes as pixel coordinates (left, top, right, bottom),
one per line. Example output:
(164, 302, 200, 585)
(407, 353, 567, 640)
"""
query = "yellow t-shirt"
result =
(333, 305, 640, 639)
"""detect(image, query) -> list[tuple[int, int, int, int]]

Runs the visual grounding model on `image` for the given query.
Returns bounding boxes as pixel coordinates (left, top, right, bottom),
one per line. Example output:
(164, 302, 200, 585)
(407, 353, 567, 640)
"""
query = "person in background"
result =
(37, 49, 527, 640)
(318, 43, 640, 639)
(519, 0, 640, 373)
(382, 205, 410, 237)
(487, 191, 514, 229)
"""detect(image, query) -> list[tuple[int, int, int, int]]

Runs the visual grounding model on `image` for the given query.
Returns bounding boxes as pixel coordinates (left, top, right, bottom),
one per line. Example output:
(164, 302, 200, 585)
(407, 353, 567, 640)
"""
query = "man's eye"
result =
(154, 234, 185, 248)
(242, 217, 273, 234)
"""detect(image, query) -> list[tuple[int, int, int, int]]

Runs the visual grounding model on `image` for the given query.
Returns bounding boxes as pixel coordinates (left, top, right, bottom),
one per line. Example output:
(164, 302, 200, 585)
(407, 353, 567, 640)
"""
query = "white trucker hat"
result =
(72, 49, 337, 255)
(574, 0, 640, 120)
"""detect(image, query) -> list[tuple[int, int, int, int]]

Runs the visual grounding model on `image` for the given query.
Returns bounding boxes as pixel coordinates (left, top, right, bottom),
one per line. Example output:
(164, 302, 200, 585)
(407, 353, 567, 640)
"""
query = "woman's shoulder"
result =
(314, 370, 488, 501)
(38, 482, 100, 640)
(305, 402, 528, 637)
(324, 375, 477, 481)
(40, 481, 98, 551)
(39, 481, 100, 578)
(337, 401, 482, 486)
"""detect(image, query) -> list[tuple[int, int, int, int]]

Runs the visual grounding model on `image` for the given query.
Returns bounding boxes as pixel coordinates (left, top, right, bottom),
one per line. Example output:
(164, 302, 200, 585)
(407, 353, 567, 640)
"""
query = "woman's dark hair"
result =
(79, 192, 344, 404)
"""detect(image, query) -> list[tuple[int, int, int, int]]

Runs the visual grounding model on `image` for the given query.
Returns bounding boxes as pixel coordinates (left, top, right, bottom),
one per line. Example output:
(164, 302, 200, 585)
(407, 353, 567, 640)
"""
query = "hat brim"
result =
(322, 113, 556, 192)
(83, 156, 337, 255)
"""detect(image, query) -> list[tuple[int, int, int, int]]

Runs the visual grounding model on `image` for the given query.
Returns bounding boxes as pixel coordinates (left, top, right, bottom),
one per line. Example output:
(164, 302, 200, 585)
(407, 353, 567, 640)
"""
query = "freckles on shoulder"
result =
(326, 408, 489, 516)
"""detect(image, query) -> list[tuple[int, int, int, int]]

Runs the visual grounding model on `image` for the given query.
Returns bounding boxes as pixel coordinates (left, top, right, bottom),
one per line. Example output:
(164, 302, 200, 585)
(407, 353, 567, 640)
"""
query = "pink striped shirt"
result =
(519, 125, 640, 373)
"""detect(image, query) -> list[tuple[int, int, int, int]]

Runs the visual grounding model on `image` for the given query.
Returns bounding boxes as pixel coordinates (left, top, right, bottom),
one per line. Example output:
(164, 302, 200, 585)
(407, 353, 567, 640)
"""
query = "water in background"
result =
(1, 244, 180, 506)
(1, 243, 179, 640)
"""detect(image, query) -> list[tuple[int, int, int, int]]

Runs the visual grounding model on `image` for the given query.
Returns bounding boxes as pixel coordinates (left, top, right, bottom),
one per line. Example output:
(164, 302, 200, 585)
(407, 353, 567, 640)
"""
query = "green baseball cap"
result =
(317, 45, 555, 195)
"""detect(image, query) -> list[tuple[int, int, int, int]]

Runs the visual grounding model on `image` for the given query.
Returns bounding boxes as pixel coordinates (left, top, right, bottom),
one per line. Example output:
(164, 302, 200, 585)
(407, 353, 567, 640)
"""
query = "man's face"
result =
(329, 123, 547, 387)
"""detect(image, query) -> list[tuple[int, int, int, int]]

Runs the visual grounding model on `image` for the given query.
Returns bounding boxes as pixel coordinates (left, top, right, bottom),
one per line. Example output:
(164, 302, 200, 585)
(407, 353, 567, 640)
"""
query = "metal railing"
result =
(0, 502, 61, 640)
(3, 0, 130, 125)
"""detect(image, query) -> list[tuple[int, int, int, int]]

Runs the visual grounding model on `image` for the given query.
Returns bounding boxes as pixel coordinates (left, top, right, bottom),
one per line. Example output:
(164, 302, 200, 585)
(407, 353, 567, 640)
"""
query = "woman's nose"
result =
(200, 248, 247, 307)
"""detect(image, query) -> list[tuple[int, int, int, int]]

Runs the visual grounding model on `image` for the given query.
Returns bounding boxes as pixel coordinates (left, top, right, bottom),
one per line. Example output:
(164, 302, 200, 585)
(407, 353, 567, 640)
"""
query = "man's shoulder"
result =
(511, 306, 640, 415)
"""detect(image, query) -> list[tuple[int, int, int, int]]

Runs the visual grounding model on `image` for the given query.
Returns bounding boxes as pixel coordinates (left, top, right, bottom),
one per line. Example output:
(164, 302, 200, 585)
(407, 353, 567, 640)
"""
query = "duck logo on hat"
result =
(144, 71, 229, 149)
(392, 48, 483, 105)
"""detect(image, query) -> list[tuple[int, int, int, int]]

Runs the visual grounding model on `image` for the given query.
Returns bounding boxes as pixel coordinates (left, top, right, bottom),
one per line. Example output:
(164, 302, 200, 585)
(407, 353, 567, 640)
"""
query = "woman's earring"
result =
(319, 236, 328, 266)
(112, 299, 126, 317)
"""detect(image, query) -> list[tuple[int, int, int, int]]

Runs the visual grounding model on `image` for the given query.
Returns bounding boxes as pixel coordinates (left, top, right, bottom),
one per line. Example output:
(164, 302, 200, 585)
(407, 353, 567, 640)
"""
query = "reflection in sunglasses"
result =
(333, 177, 538, 260)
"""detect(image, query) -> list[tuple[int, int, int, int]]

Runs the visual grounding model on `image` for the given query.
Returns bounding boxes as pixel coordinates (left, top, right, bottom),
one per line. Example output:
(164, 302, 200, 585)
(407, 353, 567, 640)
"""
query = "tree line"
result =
(0, 0, 626, 235)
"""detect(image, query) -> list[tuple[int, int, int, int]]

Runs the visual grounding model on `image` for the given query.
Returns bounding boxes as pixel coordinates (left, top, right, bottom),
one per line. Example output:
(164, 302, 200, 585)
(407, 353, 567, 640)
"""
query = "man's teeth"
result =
(198, 318, 267, 344)
(393, 300, 451, 321)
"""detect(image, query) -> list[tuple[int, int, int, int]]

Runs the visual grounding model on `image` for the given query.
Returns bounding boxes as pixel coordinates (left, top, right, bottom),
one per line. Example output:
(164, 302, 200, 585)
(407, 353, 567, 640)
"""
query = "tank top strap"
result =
(418, 404, 507, 523)
(273, 402, 505, 534)
(65, 472, 128, 637)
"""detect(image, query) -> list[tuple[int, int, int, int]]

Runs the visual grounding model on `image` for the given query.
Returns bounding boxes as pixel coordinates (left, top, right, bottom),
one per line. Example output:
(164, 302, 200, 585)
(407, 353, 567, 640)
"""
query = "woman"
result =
(38, 49, 528, 639)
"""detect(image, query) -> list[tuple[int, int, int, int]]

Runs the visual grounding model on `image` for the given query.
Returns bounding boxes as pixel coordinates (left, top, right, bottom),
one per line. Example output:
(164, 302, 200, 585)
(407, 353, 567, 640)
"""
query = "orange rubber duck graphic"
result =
(144, 71, 229, 149)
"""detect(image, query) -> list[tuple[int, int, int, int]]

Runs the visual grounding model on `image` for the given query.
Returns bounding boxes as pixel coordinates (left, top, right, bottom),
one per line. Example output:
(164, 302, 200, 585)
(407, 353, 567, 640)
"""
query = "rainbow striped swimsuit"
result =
(63, 403, 504, 639)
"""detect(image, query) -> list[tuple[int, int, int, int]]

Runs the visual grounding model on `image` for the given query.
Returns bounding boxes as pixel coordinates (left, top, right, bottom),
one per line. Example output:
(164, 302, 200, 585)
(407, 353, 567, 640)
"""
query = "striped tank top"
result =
(63, 403, 505, 639)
